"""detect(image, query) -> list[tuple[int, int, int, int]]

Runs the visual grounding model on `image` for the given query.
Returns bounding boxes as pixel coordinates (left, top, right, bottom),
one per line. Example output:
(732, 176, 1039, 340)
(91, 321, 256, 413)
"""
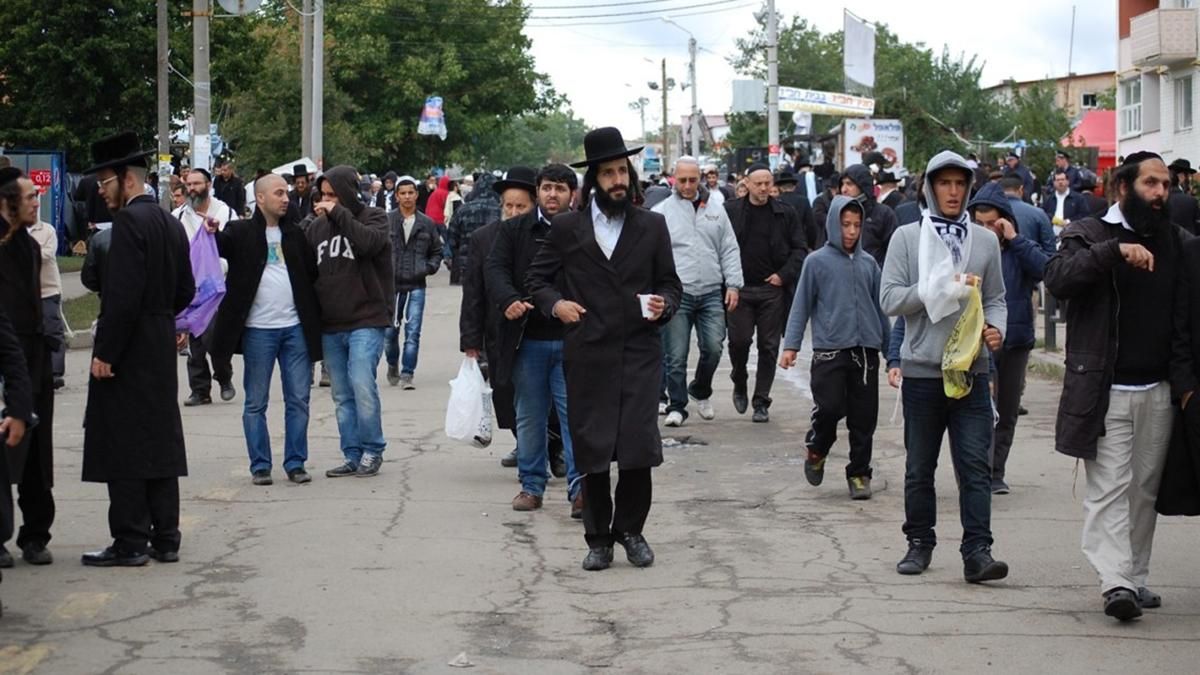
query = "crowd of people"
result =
(1, 124, 1199, 624)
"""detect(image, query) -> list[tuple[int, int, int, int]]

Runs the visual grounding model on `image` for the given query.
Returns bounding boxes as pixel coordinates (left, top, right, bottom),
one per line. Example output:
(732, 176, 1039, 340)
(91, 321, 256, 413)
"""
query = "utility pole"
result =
(766, 0, 779, 166)
(661, 58, 670, 171)
(629, 97, 649, 141)
(301, 0, 313, 158)
(311, 0, 324, 169)
(688, 37, 699, 158)
(192, 0, 211, 174)
(1067, 4, 1077, 76)
(157, 0, 171, 209)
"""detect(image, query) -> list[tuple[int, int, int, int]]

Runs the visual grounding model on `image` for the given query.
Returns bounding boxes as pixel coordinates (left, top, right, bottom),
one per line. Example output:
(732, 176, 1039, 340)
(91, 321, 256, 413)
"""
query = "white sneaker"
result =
(664, 411, 685, 427)
(658, 402, 668, 415)
(695, 397, 715, 420)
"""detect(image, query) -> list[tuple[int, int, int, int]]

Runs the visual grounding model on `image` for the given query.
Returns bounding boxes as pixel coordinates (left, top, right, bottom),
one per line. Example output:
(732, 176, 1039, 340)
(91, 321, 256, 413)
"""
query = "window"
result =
(1081, 92, 1098, 109)
(1176, 75, 1194, 131)
(1121, 78, 1142, 137)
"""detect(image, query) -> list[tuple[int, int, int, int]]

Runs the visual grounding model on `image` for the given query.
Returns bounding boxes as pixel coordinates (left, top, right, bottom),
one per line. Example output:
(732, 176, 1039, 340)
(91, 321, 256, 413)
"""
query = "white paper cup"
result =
(637, 294, 654, 319)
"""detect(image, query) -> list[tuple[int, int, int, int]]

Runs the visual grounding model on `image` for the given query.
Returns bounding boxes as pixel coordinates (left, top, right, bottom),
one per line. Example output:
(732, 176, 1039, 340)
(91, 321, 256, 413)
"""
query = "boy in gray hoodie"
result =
(780, 196, 889, 500)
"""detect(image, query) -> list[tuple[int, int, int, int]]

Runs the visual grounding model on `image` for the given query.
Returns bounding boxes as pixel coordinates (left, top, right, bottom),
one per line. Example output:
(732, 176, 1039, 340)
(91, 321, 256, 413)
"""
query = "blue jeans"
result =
(384, 288, 426, 375)
(901, 375, 995, 557)
(242, 325, 312, 473)
(662, 290, 727, 418)
(512, 339, 579, 499)
(322, 327, 387, 465)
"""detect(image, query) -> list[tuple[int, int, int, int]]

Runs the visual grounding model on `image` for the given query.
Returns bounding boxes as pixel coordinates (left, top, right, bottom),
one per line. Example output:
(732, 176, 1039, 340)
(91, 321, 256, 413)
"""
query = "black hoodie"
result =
(305, 165, 394, 332)
(840, 164, 898, 267)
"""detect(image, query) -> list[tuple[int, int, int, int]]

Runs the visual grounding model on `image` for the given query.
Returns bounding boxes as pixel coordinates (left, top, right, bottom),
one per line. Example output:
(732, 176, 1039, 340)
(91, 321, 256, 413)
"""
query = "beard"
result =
(188, 188, 210, 209)
(1122, 189, 1170, 236)
(593, 182, 630, 217)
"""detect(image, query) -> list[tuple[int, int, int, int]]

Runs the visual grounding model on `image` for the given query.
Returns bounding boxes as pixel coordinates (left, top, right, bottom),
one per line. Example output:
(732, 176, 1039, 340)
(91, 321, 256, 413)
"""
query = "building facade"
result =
(985, 71, 1116, 121)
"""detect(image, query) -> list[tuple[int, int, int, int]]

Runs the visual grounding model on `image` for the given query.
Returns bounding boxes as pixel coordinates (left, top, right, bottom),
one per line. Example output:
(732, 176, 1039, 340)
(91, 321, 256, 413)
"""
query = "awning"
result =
(1063, 111, 1116, 158)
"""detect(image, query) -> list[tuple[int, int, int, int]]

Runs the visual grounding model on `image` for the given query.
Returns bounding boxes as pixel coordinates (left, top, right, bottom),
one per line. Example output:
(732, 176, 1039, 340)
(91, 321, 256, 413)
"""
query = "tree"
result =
(722, 112, 769, 151)
(1011, 81, 1072, 180)
(472, 109, 589, 168)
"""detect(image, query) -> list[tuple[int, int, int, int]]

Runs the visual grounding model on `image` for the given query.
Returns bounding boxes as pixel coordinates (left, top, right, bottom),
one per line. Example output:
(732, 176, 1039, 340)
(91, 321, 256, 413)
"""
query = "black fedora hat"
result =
(84, 131, 154, 174)
(877, 171, 899, 185)
(570, 126, 643, 168)
(774, 166, 798, 185)
(292, 163, 311, 179)
(493, 165, 537, 196)
(1169, 158, 1195, 174)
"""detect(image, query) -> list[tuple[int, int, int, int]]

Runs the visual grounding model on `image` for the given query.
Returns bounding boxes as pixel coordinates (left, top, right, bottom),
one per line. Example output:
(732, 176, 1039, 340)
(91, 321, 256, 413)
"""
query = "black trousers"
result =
(1, 434, 56, 551)
(990, 346, 1031, 480)
(188, 328, 233, 397)
(805, 348, 878, 479)
(581, 468, 652, 548)
(107, 478, 181, 555)
(727, 285, 784, 409)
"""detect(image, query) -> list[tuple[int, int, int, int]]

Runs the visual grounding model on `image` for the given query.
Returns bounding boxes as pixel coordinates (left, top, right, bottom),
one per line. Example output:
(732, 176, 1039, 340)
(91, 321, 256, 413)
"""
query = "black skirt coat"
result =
(0, 219, 53, 488)
(83, 196, 195, 482)
(525, 206, 682, 474)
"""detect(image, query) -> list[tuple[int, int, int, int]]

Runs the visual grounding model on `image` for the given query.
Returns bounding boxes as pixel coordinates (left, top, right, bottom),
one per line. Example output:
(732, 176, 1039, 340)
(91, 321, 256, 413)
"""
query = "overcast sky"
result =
(522, 1, 1117, 143)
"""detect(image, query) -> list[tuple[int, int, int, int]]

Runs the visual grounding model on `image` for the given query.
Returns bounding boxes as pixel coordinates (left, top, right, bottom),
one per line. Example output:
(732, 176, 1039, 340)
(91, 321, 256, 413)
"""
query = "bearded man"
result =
(1045, 151, 1194, 622)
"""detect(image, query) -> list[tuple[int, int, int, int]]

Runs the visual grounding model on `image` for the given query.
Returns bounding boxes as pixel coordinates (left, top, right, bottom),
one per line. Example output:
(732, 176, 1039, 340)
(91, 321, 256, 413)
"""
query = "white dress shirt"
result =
(591, 199, 625, 259)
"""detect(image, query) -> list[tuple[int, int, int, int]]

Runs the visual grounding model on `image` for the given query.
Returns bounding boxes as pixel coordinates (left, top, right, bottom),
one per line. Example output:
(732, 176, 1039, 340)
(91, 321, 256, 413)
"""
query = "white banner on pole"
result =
(779, 87, 875, 116)
(843, 10, 876, 96)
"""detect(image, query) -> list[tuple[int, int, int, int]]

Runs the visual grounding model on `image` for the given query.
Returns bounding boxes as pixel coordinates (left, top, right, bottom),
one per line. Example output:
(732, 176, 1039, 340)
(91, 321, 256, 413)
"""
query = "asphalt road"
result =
(2, 273, 1199, 674)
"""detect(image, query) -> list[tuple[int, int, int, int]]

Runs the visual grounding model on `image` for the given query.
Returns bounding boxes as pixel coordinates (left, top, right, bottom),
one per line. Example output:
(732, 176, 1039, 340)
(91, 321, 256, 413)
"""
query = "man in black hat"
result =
(877, 171, 905, 210)
(1044, 150, 1083, 193)
(289, 164, 314, 219)
(775, 166, 820, 252)
(213, 158, 246, 218)
(485, 164, 581, 513)
(524, 129, 682, 569)
(384, 175, 443, 389)
(80, 132, 195, 567)
(1167, 158, 1200, 235)
(1045, 150, 1192, 621)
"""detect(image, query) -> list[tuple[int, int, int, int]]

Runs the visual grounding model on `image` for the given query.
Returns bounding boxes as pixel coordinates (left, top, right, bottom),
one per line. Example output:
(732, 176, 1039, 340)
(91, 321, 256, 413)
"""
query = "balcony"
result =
(1131, 8, 1198, 68)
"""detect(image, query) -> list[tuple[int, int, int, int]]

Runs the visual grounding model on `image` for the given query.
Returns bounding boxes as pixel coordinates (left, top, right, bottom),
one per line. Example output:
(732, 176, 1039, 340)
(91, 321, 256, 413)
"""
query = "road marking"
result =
(0, 644, 53, 674)
(53, 592, 116, 620)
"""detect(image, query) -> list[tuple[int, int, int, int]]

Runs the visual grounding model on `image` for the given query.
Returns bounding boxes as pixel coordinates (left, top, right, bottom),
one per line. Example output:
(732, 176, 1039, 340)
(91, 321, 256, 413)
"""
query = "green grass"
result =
(62, 293, 100, 334)
(1027, 359, 1064, 382)
(56, 256, 85, 274)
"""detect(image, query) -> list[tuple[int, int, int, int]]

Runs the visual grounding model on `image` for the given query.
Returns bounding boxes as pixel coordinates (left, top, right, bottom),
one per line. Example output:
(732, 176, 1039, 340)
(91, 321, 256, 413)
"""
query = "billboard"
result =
(844, 119, 904, 169)
(778, 87, 875, 117)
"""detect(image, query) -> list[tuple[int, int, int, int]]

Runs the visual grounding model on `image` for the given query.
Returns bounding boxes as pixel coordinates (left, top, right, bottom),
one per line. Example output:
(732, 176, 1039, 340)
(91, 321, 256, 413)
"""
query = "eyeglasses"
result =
(97, 175, 119, 188)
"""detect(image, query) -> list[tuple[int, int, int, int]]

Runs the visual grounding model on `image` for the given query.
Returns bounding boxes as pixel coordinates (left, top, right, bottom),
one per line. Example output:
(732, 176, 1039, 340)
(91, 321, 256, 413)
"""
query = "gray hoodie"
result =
(783, 195, 889, 353)
(879, 151, 1007, 378)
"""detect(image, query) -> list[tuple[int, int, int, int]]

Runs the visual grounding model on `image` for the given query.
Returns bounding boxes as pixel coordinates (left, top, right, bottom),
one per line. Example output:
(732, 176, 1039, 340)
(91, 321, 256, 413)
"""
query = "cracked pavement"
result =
(2, 274, 1199, 674)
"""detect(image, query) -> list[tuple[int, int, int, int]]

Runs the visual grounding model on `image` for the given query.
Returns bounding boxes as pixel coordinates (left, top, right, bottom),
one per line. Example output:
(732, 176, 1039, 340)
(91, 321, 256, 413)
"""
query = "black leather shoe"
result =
(896, 540, 933, 575)
(618, 534, 655, 568)
(0, 546, 13, 568)
(1103, 587, 1143, 622)
(752, 406, 769, 423)
(500, 449, 518, 468)
(81, 547, 150, 567)
(963, 548, 1008, 583)
(184, 393, 212, 407)
(21, 543, 52, 565)
(732, 388, 749, 415)
(582, 546, 614, 571)
(219, 381, 237, 402)
(549, 445, 567, 479)
(148, 549, 180, 564)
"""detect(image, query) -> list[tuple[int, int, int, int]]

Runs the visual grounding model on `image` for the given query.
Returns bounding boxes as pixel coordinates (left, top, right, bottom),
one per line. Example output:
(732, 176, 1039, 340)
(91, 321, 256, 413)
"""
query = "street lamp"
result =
(661, 16, 700, 158)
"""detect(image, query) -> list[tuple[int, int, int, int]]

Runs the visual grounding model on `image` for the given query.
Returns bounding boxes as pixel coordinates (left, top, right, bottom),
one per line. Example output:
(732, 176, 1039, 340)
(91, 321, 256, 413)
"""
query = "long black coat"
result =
(0, 219, 53, 488)
(525, 206, 682, 474)
(209, 210, 323, 363)
(83, 195, 195, 482)
(1168, 188, 1200, 236)
(1159, 236, 1200, 515)
(459, 220, 514, 430)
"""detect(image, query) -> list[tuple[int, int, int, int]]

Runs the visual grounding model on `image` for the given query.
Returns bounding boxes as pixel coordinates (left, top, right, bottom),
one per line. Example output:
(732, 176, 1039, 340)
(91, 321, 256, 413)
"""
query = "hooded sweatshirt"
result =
(879, 151, 1007, 379)
(425, 175, 452, 225)
(783, 195, 890, 353)
(840, 164, 898, 267)
(305, 165, 394, 332)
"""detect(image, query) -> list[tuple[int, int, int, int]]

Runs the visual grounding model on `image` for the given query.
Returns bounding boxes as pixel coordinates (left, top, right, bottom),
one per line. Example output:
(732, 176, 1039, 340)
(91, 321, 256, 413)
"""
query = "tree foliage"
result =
(472, 109, 589, 168)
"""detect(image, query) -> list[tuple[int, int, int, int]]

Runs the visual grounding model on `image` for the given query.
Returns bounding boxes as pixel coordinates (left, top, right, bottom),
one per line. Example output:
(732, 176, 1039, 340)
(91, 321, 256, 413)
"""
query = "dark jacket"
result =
(0, 306, 33, 425)
(894, 200, 922, 226)
(1042, 190, 1090, 223)
(811, 190, 834, 243)
(1043, 165, 1082, 193)
(968, 183, 1049, 349)
(305, 165, 394, 332)
(81, 228, 111, 293)
(210, 209, 323, 362)
(724, 196, 808, 288)
(447, 174, 501, 274)
(524, 205, 682, 474)
(214, 173, 246, 217)
(841, 164, 899, 266)
(388, 209, 443, 293)
(460, 220, 514, 430)
(83, 195, 195, 482)
(376, 171, 399, 211)
(0, 218, 53, 487)
(881, 189, 905, 210)
(778, 190, 821, 252)
(1159, 236, 1200, 515)
(1168, 187, 1200, 236)
(1043, 215, 1193, 459)
(289, 186, 314, 220)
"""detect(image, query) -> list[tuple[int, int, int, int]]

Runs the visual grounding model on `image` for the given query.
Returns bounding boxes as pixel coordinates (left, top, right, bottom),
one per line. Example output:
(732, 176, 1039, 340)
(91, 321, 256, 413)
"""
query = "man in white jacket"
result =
(653, 156, 743, 426)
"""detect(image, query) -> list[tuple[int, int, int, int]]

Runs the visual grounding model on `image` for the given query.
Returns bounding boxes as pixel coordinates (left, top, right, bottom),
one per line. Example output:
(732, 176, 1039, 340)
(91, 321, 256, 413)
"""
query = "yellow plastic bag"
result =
(942, 285, 984, 399)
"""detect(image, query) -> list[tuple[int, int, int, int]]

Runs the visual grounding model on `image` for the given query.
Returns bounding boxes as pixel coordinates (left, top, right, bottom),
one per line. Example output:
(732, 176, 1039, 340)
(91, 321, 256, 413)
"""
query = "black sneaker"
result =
(991, 478, 1010, 495)
(582, 546, 614, 571)
(499, 449, 518, 468)
(184, 393, 212, 407)
(219, 381, 237, 402)
(1103, 587, 1143, 622)
(53, 377, 65, 390)
(804, 450, 826, 486)
(732, 387, 749, 415)
(252, 469, 273, 486)
(549, 445, 567, 479)
(963, 547, 1009, 583)
(325, 462, 358, 478)
(21, 543, 52, 565)
(847, 476, 872, 500)
(356, 453, 382, 477)
(752, 406, 769, 423)
(896, 540, 933, 575)
(1017, 405, 1029, 416)
(287, 468, 312, 484)
(387, 364, 401, 386)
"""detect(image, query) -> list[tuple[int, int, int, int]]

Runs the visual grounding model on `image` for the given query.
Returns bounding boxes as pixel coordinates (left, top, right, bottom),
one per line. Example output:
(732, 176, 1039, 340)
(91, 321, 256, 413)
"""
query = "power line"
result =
(529, 2, 755, 27)
(525, 0, 737, 21)
(529, 0, 695, 9)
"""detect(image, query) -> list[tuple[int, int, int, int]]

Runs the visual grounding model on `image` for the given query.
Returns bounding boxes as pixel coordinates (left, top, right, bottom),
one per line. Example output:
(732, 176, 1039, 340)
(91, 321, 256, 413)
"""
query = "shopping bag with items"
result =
(175, 226, 226, 336)
(445, 358, 492, 442)
(942, 285, 984, 399)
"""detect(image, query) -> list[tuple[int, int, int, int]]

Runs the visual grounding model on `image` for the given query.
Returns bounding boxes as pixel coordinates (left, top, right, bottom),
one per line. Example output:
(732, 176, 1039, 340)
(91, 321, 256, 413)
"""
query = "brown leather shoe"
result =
(571, 492, 584, 520)
(512, 491, 543, 511)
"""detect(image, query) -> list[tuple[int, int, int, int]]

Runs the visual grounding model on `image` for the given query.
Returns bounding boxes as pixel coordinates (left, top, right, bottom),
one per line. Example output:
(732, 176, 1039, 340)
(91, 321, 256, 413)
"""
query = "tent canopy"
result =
(1063, 111, 1116, 159)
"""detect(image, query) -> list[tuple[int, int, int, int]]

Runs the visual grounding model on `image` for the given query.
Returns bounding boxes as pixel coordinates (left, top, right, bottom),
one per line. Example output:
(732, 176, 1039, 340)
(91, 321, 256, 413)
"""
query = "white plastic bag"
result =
(916, 214, 973, 323)
(445, 358, 490, 441)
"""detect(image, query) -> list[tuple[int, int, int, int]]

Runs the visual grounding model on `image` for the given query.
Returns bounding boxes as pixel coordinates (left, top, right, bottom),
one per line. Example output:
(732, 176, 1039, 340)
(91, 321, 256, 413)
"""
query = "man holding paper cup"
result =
(525, 127, 682, 572)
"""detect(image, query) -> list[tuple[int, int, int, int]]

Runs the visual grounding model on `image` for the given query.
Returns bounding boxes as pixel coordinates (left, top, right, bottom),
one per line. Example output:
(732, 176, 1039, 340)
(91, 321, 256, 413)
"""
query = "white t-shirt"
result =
(245, 227, 300, 329)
